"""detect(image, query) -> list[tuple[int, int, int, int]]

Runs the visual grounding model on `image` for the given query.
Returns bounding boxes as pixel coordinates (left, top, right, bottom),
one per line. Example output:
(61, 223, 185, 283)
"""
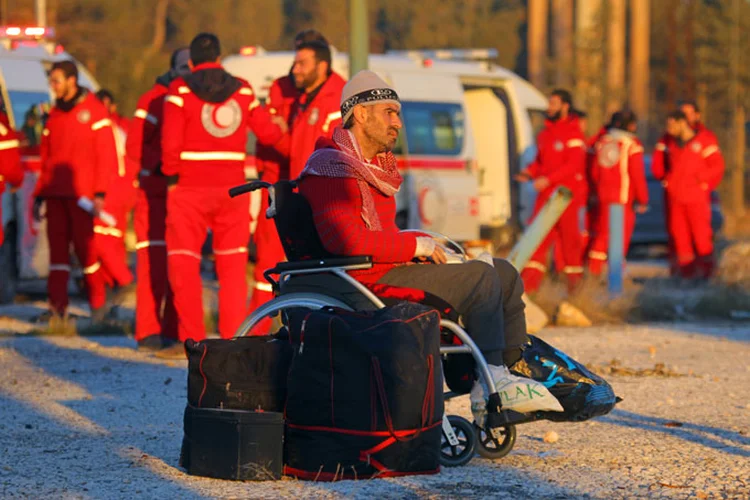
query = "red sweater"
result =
(299, 153, 418, 282)
(526, 116, 587, 200)
(36, 91, 117, 198)
(126, 82, 169, 196)
(589, 129, 648, 206)
(656, 129, 725, 204)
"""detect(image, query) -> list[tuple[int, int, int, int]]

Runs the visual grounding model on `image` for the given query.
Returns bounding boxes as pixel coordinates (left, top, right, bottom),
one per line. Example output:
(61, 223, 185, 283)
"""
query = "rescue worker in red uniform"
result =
(96, 89, 130, 135)
(126, 48, 191, 350)
(587, 111, 649, 275)
(515, 89, 586, 294)
(34, 61, 118, 320)
(248, 30, 346, 334)
(653, 100, 724, 275)
(157, 33, 286, 356)
(93, 90, 137, 293)
(0, 110, 24, 246)
(653, 110, 724, 279)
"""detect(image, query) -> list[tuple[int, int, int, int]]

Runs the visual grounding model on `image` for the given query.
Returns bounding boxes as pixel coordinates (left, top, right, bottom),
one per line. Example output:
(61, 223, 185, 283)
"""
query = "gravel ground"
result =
(0, 322, 748, 499)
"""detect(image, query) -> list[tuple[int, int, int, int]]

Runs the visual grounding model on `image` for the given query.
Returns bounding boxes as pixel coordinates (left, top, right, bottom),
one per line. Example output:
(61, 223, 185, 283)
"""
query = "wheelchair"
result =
(229, 179, 543, 467)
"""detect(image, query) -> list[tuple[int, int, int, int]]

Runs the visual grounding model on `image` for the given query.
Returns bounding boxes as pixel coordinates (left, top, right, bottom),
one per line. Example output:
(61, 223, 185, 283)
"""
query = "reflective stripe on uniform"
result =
(563, 266, 584, 274)
(135, 240, 166, 250)
(322, 111, 342, 133)
(655, 142, 666, 151)
(566, 139, 585, 149)
(630, 145, 644, 155)
(248, 100, 260, 111)
(239, 88, 253, 96)
(214, 246, 248, 256)
(524, 261, 547, 273)
(134, 108, 158, 125)
(178, 86, 191, 94)
(168, 249, 202, 259)
(49, 264, 72, 272)
(0, 139, 20, 150)
(254, 282, 273, 292)
(701, 145, 719, 159)
(179, 151, 246, 161)
(165, 95, 184, 107)
(82, 262, 101, 275)
(94, 226, 124, 238)
(588, 251, 608, 261)
(43, 128, 50, 136)
(0, 122, 7, 135)
(91, 118, 112, 131)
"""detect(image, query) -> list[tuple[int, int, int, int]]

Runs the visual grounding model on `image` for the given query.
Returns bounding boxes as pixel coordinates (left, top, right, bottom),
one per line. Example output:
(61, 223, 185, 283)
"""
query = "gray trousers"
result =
(377, 259, 528, 363)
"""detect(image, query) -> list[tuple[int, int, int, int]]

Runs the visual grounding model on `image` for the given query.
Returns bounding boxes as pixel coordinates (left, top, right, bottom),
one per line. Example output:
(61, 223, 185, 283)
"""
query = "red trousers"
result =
(587, 203, 636, 275)
(521, 194, 583, 293)
(45, 198, 106, 314)
(95, 176, 137, 287)
(247, 194, 285, 335)
(166, 185, 250, 341)
(668, 200, 714, 278)
(134, 190, 177, 341)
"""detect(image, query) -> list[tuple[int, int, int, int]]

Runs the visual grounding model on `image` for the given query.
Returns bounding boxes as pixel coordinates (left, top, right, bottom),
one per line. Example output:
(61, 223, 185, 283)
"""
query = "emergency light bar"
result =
(388, 48, 498, 61)
(239, 46, 266, 56)
(0, 26, 55, 39)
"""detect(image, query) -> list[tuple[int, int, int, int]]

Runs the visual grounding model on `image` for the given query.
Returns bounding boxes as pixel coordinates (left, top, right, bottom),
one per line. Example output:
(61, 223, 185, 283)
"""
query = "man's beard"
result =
(547, 110, 562, 121)
(295, 70, 318, 91)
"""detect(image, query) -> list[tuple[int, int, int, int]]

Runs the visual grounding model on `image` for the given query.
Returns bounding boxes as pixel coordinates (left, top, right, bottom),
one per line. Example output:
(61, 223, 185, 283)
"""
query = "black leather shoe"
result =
(137, 335, 165, 352)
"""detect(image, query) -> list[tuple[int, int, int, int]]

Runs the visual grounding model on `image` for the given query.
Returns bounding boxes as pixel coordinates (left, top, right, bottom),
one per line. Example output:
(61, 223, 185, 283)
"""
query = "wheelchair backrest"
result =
(271, 180, 334, 261)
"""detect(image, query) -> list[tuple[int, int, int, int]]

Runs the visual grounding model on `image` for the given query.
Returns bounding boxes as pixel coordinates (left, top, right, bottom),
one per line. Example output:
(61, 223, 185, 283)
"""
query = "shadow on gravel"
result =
(601, 409, 750, 458)
(0, 337, 593, 499)
(0, 336, 203, 498)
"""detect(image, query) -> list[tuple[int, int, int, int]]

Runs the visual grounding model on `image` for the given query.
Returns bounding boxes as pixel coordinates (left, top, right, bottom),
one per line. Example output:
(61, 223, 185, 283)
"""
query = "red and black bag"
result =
(185, 335, 293, 411)
(283, 302, 444, 480)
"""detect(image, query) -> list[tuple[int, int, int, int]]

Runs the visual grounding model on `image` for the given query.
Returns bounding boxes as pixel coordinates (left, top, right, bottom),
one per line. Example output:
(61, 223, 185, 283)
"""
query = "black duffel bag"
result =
(283, 302, 444, 481)
(185, 334, 293, 411)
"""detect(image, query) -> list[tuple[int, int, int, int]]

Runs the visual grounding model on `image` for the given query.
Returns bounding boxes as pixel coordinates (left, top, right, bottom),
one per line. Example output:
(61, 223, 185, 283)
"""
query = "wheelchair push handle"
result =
(228, 180, 272, 198)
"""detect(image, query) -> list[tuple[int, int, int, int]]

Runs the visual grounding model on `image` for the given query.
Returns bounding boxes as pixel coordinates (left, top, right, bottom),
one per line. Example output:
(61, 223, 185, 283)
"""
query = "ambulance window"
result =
(528, 109, 547, 138)
(7, 90, 49, 147)
(401, 102, 463, 156)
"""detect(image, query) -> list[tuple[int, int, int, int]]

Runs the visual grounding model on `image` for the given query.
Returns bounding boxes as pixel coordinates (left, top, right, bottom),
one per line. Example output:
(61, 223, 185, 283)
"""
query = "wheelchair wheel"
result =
(233, 293, 353, 337)
(475, 423, 516, 460)
(440, 415, 476, 467)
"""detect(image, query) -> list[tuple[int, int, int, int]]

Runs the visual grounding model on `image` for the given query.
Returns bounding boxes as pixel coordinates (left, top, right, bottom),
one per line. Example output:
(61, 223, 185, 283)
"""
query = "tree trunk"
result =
(606, 0, 626, 116)
(132, 0, 169, 81)
(552, 0, 574, 88)
(629, 0, 650, 131)
(576, 0, 603, 135)
(528, 0, 549, 89)
(665, 0, 679, 107)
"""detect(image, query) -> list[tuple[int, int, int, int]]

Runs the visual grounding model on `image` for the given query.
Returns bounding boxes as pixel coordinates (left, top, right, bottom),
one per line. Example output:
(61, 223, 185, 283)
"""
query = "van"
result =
(0, 26, 100, 302)
(223, 47, 547, 250)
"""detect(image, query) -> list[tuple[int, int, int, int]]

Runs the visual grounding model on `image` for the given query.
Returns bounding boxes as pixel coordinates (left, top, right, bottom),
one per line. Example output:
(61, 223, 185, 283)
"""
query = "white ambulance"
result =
(0, 26, 100, 302)
(223, 47, 547, 248)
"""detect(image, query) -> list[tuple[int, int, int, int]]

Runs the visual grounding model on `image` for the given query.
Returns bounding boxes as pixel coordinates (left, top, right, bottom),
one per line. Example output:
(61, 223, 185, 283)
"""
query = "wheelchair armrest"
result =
(271, 256, 373, 274)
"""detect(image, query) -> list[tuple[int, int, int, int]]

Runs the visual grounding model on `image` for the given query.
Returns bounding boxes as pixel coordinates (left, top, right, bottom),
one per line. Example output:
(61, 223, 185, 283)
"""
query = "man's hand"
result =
(513, 170, 532, 183)
(430, 245, 447, 264)
(93, 195, 105, 217)
(532, 176, 551, 192)
(33, 197, 44, 222)
(271, 116, 288, 134)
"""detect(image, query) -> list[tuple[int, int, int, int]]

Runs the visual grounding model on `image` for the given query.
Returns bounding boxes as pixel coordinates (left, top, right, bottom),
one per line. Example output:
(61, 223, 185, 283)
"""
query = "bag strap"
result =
(370, 354, 435, 442)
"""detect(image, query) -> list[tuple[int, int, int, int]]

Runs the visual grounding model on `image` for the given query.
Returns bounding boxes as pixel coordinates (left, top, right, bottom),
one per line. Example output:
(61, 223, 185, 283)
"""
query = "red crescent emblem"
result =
(212, 105, 228, 129)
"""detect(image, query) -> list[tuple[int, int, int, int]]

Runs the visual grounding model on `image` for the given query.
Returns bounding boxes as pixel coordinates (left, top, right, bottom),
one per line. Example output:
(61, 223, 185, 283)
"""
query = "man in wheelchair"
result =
(296, 70, 570, 420)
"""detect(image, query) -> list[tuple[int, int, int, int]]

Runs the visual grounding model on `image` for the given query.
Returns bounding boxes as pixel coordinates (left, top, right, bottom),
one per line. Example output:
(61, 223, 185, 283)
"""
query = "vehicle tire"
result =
(440, 415, 476, 467)
(481, 224, 520, 253)
(0, 223, 18, 304)
(475, 423, 516, 459)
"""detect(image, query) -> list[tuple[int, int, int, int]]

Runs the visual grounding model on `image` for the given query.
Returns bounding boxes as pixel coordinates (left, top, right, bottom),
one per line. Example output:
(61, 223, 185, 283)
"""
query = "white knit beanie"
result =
(340, 70, 401, 123)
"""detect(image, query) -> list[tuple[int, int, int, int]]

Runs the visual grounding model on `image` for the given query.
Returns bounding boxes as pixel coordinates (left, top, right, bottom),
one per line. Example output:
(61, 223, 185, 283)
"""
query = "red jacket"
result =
(287, 72, 346, 180)
(526, 116, 587, 200)
(126, 81, 170, 196)
(0, 113, 24, 195)
(299, 137, 418, 282)
(161, 62, 284, 188)
(589, 129, 648, 206)
(36, 90, 117, 199)
(255, 75, 298, 183)
(654, 129, 725, 204)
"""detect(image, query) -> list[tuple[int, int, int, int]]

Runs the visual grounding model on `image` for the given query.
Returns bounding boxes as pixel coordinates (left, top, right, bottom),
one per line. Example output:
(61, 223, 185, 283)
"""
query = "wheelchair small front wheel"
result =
(439, 415, 476, 467)
(475, 423, 516, 460)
